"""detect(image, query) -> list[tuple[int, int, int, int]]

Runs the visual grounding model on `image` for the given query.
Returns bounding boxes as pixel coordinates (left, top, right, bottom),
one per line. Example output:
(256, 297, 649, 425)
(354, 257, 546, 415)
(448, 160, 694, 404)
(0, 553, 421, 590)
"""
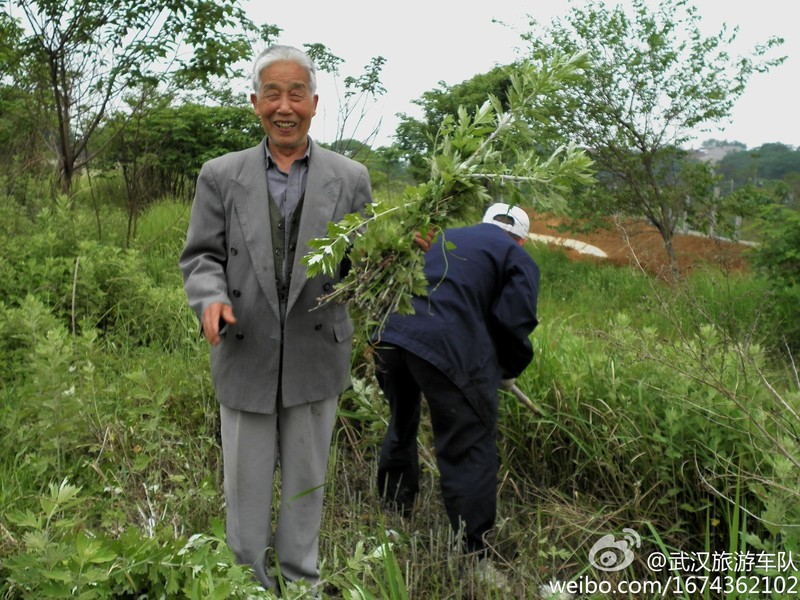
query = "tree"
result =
(523, 0, 785, 272)
(0, 9, 23, 79)
(8, 0, 257, 195)
(0, 11, 46, 201)
(782, 173, 800, 210)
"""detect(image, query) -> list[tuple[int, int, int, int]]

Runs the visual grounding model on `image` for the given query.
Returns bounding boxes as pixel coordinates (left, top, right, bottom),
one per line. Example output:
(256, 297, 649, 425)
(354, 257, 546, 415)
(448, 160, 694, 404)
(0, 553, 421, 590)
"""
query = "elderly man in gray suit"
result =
(179, 44, 372, 593)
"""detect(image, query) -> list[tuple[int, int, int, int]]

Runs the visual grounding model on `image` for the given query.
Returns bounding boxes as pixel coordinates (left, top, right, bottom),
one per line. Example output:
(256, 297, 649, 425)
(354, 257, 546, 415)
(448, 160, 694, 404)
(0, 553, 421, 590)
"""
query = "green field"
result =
(1, 192, 797, 599)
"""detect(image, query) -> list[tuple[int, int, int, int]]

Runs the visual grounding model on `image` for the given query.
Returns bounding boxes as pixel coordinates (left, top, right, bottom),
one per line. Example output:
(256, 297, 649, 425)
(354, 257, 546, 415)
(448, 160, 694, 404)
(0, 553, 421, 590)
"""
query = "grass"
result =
(0, 193, 797, 598)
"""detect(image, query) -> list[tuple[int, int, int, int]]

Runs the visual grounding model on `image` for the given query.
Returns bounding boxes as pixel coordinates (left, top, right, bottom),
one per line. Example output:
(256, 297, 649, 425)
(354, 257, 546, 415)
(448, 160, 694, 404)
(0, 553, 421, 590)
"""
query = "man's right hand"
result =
(202, 302, 237, 346)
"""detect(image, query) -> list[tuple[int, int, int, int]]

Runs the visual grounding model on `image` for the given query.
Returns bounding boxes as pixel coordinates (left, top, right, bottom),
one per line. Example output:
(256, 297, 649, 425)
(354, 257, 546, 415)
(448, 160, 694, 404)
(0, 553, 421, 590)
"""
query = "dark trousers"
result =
(375, 345, 498, 554)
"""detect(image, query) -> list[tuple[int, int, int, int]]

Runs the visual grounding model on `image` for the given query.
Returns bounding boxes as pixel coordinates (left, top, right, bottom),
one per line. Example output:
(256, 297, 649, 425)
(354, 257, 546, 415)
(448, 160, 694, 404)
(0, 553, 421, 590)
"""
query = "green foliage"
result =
(358, 145, 416, 199)
(749, 206, 800, 285)
(323, 533, 409, 600)
(716, 143, 800, 190)
(0, 195, 194, 350)
(304, 53, 594, 340)
(0, 197, 83, 313)
(4, 484, 264, 599)
(0, 11, 25, 78)
(97, 102, 264, 203)
(0, 84, 47, 202)
(746, 205, 800, 352)
(131, 200, 194, 282)
(0, 195, 243, 597)
(527, 0, 784, 149)
(334, 55, 388, 154)
(499, 248, 799, 586)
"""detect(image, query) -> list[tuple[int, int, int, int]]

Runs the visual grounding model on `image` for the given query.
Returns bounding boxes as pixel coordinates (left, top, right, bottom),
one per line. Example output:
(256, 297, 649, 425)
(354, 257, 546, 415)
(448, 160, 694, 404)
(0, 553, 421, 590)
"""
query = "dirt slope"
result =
(524, 212, 750, 276)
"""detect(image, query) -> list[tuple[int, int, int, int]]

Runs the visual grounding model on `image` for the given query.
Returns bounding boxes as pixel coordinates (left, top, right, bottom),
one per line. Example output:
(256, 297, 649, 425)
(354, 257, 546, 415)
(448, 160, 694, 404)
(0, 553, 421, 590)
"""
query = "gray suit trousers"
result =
(220, 396, 338, 589)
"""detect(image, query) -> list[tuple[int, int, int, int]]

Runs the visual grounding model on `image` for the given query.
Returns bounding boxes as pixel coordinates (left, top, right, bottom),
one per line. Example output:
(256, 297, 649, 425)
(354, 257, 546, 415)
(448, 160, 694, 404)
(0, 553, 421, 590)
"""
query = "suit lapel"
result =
(231, 142, 282, 319)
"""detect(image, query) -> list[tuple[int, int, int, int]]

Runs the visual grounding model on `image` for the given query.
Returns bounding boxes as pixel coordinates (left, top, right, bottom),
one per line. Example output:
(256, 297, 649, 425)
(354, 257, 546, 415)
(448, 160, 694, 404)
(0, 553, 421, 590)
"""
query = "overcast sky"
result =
(242, 0, 797, 150)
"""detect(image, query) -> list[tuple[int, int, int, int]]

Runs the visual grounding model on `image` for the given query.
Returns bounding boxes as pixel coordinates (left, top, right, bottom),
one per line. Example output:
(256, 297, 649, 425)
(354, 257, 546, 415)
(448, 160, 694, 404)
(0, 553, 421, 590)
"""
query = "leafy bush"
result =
(747, 205, 800, 353)
(504, 263, 799, 575)
(4, 480, 264, 599)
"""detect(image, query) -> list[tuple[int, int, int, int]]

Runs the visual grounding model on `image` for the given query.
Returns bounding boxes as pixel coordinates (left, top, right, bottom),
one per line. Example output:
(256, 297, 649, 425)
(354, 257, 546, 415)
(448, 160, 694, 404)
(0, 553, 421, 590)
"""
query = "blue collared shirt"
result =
(264, 139, 311, 218)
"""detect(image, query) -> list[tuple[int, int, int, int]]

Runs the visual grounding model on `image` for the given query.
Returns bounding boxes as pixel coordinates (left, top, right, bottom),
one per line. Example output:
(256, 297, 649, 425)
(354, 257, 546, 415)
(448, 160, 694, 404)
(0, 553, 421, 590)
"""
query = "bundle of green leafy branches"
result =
(303, 52, 594, 339)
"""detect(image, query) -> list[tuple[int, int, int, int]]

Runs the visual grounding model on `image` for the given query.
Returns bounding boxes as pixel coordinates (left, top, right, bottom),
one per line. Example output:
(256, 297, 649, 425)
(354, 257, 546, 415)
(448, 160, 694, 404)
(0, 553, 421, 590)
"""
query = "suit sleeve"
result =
(489, 249, 540, 378)
(178, 161, 231, 322)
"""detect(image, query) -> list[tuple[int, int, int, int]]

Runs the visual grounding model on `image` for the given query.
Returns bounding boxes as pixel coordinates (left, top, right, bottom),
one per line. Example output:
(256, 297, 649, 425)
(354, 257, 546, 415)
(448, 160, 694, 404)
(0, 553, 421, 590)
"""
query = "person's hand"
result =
(202, 302, 237, 346)
(500, 378, 516, 391)
(413, 228, 436, 252)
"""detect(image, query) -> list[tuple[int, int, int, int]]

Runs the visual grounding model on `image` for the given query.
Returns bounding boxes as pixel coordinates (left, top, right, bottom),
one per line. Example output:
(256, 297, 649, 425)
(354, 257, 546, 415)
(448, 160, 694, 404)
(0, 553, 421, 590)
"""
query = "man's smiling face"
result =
(250, 60, 318, 155)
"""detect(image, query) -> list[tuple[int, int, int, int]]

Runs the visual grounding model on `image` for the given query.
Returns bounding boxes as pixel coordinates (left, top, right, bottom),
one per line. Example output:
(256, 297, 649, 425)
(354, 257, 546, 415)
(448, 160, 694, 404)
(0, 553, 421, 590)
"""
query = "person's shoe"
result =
(469, 557, 511, 592)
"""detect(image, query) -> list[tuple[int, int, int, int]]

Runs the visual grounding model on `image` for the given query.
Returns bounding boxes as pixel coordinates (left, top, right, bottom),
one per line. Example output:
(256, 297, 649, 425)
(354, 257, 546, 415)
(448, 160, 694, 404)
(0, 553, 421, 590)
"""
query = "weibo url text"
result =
(549, 574, 799, 596)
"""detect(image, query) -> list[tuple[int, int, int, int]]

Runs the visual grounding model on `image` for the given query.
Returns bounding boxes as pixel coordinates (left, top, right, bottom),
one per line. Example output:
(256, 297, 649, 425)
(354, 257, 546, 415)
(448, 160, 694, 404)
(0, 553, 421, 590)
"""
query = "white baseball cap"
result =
(482, 203, 530, 239)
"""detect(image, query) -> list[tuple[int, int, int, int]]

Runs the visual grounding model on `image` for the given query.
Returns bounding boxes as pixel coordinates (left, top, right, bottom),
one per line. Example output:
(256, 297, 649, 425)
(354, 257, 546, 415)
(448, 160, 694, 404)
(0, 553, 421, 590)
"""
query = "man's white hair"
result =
(251, 45, 317, 95)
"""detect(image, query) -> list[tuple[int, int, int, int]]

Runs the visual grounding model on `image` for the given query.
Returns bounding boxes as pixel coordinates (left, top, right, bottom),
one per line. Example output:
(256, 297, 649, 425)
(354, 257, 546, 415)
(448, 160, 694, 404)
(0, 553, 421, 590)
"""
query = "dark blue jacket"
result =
(375, 223, 540, 423)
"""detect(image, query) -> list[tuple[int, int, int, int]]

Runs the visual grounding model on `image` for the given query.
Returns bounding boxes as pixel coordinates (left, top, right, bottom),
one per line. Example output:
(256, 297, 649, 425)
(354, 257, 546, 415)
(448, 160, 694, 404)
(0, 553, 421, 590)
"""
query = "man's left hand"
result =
(413, 228, 436, 252)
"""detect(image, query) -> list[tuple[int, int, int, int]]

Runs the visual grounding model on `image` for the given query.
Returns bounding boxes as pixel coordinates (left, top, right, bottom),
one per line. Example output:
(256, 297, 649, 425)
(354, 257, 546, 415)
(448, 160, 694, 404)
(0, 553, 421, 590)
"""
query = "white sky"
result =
(242, 0, 797, 150)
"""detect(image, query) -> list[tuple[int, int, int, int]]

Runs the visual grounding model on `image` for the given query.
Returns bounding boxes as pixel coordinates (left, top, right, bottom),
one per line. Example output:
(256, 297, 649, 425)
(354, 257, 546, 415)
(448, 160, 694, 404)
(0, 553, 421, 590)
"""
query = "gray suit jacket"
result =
(179, 139, 373, 413)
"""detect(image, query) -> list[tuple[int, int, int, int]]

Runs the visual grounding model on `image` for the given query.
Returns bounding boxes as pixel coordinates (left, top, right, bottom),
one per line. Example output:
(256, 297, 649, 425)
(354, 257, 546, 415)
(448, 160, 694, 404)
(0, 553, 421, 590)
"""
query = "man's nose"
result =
(276, 94, 292, 112)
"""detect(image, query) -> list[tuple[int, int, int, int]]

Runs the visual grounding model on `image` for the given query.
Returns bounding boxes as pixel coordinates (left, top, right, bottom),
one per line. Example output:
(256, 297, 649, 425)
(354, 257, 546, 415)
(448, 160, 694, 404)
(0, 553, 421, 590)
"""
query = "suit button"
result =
(274, 249, 281, 255)
(230, 247, 238, 256)
(323, 282, 333, 292)
(314, 323, 322, 331)
(232, 289, 241, 297)
(235, 331, 244, 340)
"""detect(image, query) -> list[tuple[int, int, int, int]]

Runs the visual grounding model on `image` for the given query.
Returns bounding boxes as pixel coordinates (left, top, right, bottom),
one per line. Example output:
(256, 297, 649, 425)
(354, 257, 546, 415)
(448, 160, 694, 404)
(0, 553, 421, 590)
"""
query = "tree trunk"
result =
(647, 205, 681, 277)
(48, 48, 74, 196)
(57, 158, 74, 196)
(662, 231, 680, 276)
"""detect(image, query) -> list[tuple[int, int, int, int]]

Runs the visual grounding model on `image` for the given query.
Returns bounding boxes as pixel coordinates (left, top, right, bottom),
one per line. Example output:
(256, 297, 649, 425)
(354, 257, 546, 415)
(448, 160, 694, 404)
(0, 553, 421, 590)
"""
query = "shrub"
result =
(747, 205, 800, 353)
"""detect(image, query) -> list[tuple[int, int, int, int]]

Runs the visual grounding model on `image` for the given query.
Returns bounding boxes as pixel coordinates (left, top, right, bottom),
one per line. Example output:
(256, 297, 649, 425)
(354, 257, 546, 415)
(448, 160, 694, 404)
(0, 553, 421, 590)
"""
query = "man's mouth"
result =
(274, 121, 296, 129)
